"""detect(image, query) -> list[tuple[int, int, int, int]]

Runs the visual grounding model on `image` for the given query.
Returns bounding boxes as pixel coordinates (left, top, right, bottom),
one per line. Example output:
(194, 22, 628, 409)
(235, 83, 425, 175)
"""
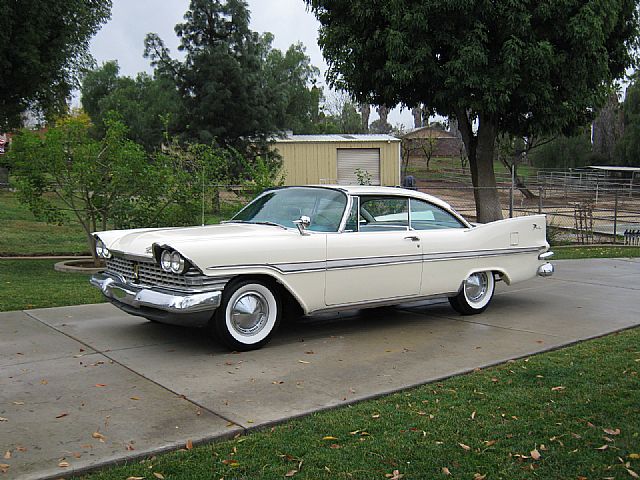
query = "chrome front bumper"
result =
(90, 272, 222, 314)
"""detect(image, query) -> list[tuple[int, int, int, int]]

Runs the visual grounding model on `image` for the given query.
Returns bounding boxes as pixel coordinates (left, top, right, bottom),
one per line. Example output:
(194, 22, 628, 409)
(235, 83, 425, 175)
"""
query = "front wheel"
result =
(448, 271, 495, 315)
(210, 280, 281, 351)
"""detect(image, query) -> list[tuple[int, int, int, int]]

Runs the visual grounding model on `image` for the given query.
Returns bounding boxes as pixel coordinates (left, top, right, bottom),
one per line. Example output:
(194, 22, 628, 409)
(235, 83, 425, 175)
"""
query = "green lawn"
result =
(0, 259, 103, 311)
(74, 327, 640, 480)
(0, 190, 89, 256)
(406, 157, 538, 182)
(553, 245, 640, 259)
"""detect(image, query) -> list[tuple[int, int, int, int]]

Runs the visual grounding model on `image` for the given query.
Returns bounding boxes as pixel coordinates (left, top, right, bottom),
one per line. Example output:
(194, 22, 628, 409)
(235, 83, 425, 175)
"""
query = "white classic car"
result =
(91, 185, 554, 351)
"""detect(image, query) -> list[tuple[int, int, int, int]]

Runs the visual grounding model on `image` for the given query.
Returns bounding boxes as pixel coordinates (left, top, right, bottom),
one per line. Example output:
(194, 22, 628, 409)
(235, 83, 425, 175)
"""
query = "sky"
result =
(88, 0, 414, 127)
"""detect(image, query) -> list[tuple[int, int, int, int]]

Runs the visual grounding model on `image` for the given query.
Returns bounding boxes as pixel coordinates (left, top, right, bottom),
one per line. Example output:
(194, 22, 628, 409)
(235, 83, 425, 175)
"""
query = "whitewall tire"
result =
(448, 271, 495, 315)
(211, 280, 281, 351)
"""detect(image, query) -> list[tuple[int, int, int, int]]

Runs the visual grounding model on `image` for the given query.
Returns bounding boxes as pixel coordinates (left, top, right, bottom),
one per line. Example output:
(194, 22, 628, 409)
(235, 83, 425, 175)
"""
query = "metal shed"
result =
(273, 134, 401, 186)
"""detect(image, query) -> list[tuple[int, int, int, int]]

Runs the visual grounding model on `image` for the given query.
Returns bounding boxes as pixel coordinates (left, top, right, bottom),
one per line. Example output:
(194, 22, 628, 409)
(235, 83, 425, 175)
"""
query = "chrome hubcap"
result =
(230, 292, 269, 336)
(465, 272, 488, 303)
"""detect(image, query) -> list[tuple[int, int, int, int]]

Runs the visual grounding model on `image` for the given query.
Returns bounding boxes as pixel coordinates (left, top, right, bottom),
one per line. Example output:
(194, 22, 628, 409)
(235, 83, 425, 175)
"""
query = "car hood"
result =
(95, 223, 296, 258)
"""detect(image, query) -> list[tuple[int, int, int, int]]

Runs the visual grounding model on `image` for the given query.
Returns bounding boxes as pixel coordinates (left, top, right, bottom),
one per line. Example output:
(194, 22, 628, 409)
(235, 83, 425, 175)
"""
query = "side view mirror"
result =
(293, 215, 311, 235)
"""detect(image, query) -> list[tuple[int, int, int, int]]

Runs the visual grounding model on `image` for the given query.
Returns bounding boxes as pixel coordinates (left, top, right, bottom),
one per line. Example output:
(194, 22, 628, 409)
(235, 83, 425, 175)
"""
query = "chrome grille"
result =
(106, 256, 228, 292)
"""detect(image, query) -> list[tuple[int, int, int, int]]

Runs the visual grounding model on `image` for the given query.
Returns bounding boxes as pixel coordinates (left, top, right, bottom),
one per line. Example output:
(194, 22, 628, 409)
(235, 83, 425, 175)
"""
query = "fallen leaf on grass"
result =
(630, 454, 640, 459)
(222, 459, 239, 466)
(459, 443, 471, 451)
(551, 386, 566, 391)
(372, 413, 381, 419)
(531, 449, 541, 460)
(322, 436, 338, 441)
(471, 411, 476, 420)
(385, 470, 404, 480)
(186, 439, 193, 450)
(473, 474, 486, 480)
(153, 473, 165, 479)
(441, 467, 451, 475)
(627, 469, 639, 479)
(484, 440, 497, 447)
(285, 469, 298, 477)
(125, 477, 145, 480)
(604, 428, 621, 436)
(596, 445, 609, 451)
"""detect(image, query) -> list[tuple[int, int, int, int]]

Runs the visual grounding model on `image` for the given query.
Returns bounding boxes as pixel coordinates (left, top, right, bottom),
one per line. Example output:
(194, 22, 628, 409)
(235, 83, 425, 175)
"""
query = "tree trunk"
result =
(454, 109, 503, 223)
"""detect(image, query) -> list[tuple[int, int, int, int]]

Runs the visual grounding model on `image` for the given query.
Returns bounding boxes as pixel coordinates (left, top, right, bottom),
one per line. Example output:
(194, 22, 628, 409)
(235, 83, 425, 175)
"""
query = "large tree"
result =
(143, 0, 321, 147)
(615, 74, 640, 167)
(306, 0, 639, 221)
(0, 0, 111, 130)
(81, 61, 182, 150)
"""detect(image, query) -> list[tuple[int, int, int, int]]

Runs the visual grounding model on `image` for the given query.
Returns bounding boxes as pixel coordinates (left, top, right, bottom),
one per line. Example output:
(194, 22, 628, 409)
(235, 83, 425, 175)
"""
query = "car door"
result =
(325, 195, 423, 306)
(408, 198, 472, 296)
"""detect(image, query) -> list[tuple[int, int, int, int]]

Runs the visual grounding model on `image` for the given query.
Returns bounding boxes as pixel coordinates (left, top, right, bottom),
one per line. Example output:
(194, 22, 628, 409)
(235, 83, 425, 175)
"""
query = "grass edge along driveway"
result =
(70, 327, 640, 480)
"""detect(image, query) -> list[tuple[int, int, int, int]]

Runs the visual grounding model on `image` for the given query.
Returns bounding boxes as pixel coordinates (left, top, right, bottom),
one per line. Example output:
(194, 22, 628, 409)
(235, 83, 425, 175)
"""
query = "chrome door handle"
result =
(404, 236, 420, 242)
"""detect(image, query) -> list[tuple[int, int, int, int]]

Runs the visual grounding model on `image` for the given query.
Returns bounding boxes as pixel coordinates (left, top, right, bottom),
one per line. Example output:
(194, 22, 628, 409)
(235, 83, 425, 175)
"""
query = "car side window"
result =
(358, 196, 409, 232)
(409, 198, 466, 230)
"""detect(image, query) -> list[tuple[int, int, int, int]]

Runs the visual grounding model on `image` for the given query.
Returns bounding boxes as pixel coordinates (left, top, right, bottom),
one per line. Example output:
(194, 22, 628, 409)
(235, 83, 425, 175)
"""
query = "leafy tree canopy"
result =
(306, 0, 639, 221)
(80, 61, 182, 150)
(0, 0, 112, 130)
(143, 0, 321, 146)
(616, 75, 640, 167)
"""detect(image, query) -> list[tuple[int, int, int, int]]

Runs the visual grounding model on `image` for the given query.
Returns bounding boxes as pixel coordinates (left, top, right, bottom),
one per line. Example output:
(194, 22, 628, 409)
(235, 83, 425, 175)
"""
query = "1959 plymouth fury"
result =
(91, 185, 554, 351)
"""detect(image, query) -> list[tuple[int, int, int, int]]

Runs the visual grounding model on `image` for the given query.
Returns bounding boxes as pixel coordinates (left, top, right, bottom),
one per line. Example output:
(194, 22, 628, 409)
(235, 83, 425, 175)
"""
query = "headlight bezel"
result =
(95, 239, 111, 259)
(159, 248, 189, 274)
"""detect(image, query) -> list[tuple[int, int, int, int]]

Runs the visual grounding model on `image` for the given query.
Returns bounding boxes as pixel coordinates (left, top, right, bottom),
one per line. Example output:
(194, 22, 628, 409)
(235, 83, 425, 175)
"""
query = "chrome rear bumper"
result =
(537, 263, 554, 277)
(90, 272, 222, 314)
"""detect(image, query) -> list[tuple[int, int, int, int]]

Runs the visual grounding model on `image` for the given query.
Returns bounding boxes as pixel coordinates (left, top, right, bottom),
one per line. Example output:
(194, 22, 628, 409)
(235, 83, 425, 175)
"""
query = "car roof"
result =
(307, 184, 456, 213)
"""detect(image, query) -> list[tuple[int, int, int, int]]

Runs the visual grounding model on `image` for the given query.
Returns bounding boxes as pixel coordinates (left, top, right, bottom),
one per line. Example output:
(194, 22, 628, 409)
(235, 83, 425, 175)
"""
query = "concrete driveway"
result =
(1, 258, 639, 480)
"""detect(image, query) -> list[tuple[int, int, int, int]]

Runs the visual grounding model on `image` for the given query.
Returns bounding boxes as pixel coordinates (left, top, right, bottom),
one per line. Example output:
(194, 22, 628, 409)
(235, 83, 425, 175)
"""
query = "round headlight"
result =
(160, 250, 173, 272)
(95, 239, 104, 258)
(102, 246, 111, 259)
(170, 251, 185, 274)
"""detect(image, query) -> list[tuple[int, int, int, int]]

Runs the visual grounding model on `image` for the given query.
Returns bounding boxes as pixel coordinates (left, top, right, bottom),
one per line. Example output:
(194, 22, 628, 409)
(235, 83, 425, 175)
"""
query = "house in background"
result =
(400, 126, 464, 168)
(273, 134, 401, 186)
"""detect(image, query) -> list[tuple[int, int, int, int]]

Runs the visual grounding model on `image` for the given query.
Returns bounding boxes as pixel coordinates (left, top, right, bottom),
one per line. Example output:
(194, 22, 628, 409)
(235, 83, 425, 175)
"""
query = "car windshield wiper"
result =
(225, 220, 288, 229)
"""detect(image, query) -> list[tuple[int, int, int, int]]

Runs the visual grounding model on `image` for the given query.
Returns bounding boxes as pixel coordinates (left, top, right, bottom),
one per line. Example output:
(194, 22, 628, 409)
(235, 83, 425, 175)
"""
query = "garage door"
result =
(337, 148, 381, 185)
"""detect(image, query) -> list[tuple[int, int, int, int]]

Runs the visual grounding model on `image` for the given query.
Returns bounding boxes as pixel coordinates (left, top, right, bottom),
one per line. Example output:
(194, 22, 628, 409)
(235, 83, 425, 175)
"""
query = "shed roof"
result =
(584, 165, 640, 173)
(274, 134, 400, 143)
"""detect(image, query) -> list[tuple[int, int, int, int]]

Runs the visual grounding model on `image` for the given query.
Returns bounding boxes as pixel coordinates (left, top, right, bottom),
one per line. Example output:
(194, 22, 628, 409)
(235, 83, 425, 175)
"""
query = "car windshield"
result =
(230, 187, 348, 232)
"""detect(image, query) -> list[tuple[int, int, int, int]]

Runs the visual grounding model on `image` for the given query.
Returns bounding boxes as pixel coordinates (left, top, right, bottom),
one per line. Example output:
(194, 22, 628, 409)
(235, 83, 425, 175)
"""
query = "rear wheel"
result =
(211, 280, 281, 351)
(448, 271, 495, 315)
